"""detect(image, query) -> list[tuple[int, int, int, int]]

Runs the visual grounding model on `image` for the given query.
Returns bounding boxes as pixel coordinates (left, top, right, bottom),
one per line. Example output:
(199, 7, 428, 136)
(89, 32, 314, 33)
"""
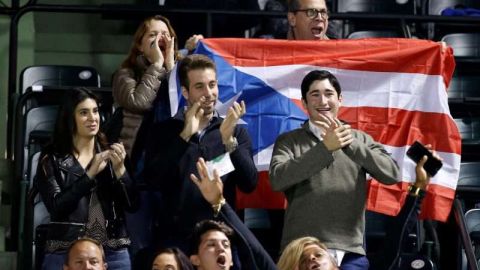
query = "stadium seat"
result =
(448, 72, 480, 102)
(337, 0, 413, 38)
(454, 117, 480, 142)
(19, 65, 100, 94)
(441, 33, 480, 58)
(347, 30, 403, 39)
(16, 106, 57, 270)
(465, 209, 480, 236)
(452, 199, 479, 270)
(337, 0, 414, 14)
(426, 1, 480, 40)
(465, 209, 480, 269)
(26, 151, 50, 270)
(453, 117, 480, 161)
(456, 162, 480, 194)
(428, 0, 480, 16)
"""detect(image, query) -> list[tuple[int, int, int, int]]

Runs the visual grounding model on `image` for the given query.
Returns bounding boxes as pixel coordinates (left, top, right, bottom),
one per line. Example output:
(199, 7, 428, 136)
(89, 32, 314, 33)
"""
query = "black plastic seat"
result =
(448, 72, 480, 102)
(428, 0, 480, 15)
(20, 65, 100, 94)
(337, 0, 414, 14)
(426, 1, 480, 40)
(337, 0, 413, 38)
(457, 162, 480, 188)
(441, 33, 480, 58)
(347, 30, 403, 39)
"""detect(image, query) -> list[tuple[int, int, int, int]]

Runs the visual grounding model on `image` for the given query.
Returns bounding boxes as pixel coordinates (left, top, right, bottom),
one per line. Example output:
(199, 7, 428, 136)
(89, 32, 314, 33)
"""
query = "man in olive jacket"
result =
(269, 70, 400, 270)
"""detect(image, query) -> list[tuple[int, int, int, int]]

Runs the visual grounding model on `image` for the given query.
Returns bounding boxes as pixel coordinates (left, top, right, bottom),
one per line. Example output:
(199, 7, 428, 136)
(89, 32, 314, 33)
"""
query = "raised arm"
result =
(112, 66, 167, 114)
(190, 158, 277, 270)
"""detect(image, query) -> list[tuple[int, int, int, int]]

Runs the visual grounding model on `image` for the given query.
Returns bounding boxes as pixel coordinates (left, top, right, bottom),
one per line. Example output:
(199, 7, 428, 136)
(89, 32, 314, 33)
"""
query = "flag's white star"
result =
(216, 92, 247, 125)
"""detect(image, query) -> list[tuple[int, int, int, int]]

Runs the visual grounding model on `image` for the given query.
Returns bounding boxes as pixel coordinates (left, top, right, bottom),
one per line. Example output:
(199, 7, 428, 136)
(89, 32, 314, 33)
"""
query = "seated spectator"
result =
(277, 236, 339, 270)
(63, 238, 107, 270)
(35, 88, 136, 270)
(151, 247, 194, 270)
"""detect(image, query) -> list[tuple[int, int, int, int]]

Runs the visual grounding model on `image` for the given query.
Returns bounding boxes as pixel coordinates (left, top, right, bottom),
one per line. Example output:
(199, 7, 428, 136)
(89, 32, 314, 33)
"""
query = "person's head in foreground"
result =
(190, 220, 235, 270)
(277, 236, 339, 270)
(152, 247, 194, 270)
(63, 238, 107, 270)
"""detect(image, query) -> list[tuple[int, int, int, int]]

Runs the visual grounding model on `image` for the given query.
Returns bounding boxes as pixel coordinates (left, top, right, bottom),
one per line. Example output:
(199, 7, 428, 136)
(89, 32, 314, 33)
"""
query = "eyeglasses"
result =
(294, 8, 329, 19)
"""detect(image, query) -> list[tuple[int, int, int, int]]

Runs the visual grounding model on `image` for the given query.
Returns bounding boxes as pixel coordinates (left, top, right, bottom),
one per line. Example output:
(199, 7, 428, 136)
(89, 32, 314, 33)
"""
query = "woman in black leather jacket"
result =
(35, 88, 136, 270)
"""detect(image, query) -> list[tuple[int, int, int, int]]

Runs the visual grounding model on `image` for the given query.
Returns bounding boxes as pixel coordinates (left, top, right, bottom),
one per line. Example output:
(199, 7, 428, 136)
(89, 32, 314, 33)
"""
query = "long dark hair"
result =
(52, 87, 107, 156)
(151, 247, 194, 270)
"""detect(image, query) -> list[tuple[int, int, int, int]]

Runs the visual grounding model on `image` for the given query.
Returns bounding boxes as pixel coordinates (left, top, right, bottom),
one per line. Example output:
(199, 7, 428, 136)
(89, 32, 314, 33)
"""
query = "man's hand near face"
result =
(220, 101, 246, 145)
(180, 97, 205, 142)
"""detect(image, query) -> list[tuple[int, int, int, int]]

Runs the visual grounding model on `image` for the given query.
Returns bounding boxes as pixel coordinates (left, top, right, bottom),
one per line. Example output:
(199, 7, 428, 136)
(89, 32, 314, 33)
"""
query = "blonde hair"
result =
(277, 236, 329, 270)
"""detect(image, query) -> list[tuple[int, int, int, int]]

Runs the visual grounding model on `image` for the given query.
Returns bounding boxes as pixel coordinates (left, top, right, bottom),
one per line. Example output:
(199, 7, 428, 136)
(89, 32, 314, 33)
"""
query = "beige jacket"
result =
(112, 60, 167, 156)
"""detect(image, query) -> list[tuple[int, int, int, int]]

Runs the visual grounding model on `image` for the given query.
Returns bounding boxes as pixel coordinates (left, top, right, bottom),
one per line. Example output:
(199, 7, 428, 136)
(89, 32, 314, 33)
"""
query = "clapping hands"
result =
(220, 101, 246, 145)
(86, 143, 126, 180)
(314, 115, 353, 152)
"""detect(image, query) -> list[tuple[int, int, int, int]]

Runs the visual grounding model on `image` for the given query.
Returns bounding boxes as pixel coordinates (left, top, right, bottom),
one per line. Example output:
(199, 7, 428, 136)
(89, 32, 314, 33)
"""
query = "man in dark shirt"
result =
(144, 54, 258, 253)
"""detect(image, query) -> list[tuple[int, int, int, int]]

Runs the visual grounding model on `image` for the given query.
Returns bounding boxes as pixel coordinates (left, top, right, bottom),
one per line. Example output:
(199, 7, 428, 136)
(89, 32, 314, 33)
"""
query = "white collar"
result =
(308, 120, 325, 141)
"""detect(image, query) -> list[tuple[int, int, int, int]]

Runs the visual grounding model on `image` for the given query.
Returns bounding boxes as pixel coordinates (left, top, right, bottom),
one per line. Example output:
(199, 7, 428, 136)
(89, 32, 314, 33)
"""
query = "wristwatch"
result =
(408, 185, 425, 197)
(224, 137, 238, 153)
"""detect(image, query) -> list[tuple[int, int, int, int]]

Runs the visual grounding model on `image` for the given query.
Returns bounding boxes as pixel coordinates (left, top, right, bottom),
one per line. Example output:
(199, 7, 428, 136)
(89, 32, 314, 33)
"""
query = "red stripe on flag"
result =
(237, 171, 287, 209)
(202, 38, 455, 87)
(366, 181, 455, 222)
(288, 99, 461, 154)
(339, 107, 461, 154)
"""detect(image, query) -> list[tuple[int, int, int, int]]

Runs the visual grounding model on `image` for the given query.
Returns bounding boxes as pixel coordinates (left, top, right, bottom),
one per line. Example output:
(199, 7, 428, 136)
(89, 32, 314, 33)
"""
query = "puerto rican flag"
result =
(169, 38, 459, 222)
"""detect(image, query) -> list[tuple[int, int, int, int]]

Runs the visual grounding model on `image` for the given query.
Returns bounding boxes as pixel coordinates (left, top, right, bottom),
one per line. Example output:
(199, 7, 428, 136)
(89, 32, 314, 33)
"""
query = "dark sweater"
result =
(143, 114, 258, 250)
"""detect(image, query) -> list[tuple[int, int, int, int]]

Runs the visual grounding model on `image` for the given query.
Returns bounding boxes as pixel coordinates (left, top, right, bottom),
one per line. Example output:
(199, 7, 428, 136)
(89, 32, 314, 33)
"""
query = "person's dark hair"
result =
(288, 0, 329, 12)
(287, 0, 301, 11)
(190, 220, 235, 255)
(152, 247, 194, 270)
(177, 54, 217, 90)
(300, 70, 342, 101)
(52, 87, 107, 156)
(64, 237, 105, 266)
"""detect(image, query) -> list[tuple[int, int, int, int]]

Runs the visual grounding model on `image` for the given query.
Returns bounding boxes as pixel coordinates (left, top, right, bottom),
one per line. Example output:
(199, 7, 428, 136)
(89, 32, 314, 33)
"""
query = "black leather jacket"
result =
(35, 150, 136, 243)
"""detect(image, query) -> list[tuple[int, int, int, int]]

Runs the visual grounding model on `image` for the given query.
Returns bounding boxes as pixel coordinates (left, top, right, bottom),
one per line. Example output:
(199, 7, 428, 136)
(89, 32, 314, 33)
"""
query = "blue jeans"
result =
(340, 253, 370, 270)
(42, 247, 130, 270)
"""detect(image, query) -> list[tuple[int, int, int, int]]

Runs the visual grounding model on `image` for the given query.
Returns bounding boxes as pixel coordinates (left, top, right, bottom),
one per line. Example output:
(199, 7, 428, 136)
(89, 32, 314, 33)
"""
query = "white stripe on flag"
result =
(236, 65, 450, 115)
(169, 64, 179, 116)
